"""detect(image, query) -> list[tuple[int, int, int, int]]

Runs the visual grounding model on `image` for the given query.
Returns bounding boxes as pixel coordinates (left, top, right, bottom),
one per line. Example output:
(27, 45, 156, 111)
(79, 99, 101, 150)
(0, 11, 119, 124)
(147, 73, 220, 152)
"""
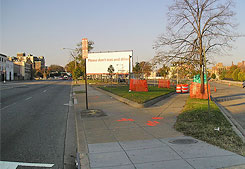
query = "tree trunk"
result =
(199, 37, 205, 94)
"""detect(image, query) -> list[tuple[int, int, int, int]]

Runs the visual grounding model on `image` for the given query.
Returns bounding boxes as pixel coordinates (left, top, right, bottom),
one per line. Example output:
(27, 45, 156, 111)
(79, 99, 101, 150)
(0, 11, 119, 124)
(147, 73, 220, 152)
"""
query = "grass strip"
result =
(74, 90, 86, 94)
(175, 97, 245, 156)
(99, 85, 175, 103)
(76, 79, 120, 85)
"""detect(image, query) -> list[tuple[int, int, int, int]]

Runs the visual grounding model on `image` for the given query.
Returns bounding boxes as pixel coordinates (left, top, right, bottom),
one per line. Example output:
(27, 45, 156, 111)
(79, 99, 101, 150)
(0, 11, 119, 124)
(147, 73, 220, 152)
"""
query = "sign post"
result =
(82, 38, 89, 110)
(203, 47, 210, 112)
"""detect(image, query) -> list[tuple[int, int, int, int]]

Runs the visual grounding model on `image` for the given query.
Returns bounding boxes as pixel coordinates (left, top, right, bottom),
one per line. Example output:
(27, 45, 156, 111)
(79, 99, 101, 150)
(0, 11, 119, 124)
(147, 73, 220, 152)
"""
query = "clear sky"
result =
(1, 0, 245, 67)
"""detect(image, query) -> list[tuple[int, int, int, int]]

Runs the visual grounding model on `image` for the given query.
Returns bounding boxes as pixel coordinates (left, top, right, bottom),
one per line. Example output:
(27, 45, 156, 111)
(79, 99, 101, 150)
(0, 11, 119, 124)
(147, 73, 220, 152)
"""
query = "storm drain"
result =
(80, 109, 106, 118)
(168, 138, 198, 144)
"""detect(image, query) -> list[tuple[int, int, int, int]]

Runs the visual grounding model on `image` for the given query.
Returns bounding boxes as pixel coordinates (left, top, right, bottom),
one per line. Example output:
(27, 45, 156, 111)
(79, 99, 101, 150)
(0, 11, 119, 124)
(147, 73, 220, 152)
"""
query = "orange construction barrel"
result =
(182, 84, 189, 93)
(176, 84, 182, 93)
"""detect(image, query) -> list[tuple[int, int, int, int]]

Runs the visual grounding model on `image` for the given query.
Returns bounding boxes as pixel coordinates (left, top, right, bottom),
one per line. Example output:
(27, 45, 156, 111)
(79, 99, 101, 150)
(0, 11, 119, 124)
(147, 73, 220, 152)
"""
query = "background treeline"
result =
(219, 65, 245, 81)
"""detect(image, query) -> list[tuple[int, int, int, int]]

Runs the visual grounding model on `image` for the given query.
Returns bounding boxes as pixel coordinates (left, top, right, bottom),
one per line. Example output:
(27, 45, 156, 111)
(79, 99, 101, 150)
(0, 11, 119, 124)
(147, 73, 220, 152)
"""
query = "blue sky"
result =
(1, 0, 245, 67)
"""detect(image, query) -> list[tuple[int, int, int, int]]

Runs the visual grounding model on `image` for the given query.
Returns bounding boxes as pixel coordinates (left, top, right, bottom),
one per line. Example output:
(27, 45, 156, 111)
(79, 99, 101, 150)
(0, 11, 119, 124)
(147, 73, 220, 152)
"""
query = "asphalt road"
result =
(0, 80, 75, 169)
(210, 81, 245, 136)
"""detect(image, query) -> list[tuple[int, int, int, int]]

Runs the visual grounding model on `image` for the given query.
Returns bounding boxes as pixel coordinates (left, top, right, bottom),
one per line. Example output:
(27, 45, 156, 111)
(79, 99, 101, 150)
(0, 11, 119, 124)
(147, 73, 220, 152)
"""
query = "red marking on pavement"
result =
(146, 120, 161, 126)
(147, 123, 156, 126)
(117, 118, 135, 122)
(152, 117, 164, 120)
(117, 118, 127, 121)
(146, 121, 160, 126)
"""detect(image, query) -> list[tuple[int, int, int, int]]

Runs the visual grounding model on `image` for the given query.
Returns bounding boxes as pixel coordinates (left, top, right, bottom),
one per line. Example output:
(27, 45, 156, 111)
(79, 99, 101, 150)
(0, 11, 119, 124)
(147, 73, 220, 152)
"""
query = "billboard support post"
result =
(82, 38, 89, 110)
(128, 55, 132, 88)
(129, 55, 130, 85)
(84, 58, 88, 110)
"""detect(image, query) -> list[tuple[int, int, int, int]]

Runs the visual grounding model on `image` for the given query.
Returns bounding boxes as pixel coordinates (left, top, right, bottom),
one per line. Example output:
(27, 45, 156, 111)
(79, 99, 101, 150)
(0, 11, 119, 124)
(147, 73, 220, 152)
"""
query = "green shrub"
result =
(232, 68, 240, 81)
(73, 68, 83, 80)
(211, 73, 216, 79)
(238, 71, 245, 81)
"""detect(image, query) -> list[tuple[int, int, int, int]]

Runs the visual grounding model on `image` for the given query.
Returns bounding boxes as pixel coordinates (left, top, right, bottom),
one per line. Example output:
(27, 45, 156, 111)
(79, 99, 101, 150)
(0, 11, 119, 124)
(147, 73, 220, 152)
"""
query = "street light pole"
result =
(62, 48, 77, 83)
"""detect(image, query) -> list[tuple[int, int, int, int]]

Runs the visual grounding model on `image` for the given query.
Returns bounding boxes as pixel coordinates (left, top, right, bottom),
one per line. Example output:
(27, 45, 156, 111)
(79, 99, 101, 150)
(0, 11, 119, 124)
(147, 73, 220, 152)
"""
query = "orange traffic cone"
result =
(229, 83, 231, 86)
(214, 87, 217, 92)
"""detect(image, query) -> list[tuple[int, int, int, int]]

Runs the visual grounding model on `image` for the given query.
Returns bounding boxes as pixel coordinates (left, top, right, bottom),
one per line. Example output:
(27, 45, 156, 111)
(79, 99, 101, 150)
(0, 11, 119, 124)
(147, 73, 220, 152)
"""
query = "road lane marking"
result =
(0, 84, 28, 91)
(0, 103, 16, 111)
(74, 98, 78, 104)
(64, 102, 72, 106)
(0, 161, 54, 169)
(25, 97, 32, 101)
(43, 90, 47, 93)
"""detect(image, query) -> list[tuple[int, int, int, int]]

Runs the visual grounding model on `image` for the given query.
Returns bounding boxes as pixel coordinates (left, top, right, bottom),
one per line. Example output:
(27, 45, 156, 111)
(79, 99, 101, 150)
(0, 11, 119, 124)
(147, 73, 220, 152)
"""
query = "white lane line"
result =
(64, 101, 73, 106)
(74, 98, 78, 104)
(0, 103, 16, 111)
(25, 97, 32, 101)
(0, 161, 54, 169)
(43, 89, 47, 93)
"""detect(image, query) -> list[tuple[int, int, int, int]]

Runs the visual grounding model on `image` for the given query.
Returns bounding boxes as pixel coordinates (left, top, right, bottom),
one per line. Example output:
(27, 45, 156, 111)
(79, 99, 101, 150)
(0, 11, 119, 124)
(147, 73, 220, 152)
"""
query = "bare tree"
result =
(153, 0, 240, 92)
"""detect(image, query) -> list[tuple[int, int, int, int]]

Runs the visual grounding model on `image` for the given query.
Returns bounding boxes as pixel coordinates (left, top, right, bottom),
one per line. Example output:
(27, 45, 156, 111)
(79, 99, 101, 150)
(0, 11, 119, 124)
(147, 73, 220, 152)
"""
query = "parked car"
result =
(118, 78, 126, 83)
(63, 75, 68, 80)
(243, 81, 245, 88)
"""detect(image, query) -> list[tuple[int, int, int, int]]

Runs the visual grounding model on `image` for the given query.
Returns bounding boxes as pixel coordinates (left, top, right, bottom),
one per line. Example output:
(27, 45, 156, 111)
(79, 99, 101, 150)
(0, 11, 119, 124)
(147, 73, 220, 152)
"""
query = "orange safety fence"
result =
(190, 82, 211, 99)
(158, 79, 170, 88)
(129, 79, 148, 92)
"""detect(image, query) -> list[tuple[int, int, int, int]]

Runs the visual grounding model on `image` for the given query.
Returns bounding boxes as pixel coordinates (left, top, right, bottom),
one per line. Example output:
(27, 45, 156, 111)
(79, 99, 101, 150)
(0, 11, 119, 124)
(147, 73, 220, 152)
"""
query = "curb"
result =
(221, 164, 245, 169)
(64, 85, 77, 169)
(73, 86, 90, 169)
(143, 92, 176, 107)
(92, 85, 176, 108)
(211, 96, 245, 143)
(215, 80, 243, 88)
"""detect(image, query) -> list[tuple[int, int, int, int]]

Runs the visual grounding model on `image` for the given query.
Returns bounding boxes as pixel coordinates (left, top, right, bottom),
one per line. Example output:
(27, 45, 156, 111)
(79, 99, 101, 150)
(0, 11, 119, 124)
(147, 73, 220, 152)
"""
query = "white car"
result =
(63, 75, 68, 80)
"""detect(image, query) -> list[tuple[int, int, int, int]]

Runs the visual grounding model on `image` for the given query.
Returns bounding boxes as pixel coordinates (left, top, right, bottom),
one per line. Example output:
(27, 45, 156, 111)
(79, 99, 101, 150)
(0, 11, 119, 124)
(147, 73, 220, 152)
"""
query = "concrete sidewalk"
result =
(73, 85, 245, 169)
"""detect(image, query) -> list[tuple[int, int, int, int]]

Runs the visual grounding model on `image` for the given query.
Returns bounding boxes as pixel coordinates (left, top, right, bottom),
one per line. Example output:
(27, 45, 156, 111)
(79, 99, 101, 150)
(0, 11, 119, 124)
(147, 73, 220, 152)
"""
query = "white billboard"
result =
(87, 50, 133, 75)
